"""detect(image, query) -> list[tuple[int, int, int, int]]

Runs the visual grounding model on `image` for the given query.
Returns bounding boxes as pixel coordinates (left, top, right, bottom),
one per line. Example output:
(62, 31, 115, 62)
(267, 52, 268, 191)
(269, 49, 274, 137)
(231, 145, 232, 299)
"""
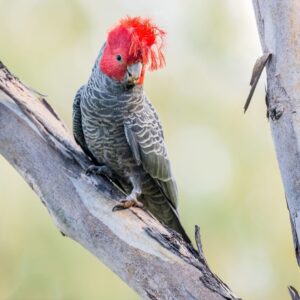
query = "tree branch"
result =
(252, 0, 300, 267)
(0, 62, 237, 300)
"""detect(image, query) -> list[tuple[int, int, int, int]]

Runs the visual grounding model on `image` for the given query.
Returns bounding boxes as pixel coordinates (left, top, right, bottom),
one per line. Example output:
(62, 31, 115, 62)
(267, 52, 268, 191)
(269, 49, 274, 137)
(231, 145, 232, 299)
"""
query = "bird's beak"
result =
(126, 62, 142, 85)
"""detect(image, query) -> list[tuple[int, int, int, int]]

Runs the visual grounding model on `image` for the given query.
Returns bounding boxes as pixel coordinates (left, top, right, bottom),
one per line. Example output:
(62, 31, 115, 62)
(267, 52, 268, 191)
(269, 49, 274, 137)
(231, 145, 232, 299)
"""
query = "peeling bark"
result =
(0, 62, 237, 300)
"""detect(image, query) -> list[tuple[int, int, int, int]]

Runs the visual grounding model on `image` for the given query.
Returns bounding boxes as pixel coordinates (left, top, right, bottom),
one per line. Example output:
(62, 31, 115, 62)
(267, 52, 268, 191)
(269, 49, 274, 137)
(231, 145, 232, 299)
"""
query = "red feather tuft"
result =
(108, 16, 166, 70)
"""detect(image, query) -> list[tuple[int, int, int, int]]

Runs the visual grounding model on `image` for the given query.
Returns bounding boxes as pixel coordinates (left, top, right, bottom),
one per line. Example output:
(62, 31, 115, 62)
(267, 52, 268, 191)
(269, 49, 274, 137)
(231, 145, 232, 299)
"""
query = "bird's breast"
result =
(81, 101, 136, 175)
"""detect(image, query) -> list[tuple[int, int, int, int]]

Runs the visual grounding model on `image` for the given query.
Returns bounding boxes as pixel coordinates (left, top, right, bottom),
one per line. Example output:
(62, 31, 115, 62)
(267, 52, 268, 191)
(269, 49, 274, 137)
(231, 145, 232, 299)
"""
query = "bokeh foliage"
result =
(0, 1, 299, 299)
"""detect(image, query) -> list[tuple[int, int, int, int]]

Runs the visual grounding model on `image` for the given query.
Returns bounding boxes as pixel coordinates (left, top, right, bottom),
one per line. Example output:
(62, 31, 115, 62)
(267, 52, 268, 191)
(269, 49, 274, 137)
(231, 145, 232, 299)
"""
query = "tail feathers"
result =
(166, 205, 191, 244)
(142, 194, 191, 244)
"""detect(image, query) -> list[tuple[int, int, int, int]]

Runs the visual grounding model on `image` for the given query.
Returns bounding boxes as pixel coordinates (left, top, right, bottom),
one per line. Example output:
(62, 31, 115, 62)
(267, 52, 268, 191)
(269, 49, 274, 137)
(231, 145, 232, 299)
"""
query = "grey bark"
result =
(252, 0, 300, 266)
(0, 62, 237, 300)
(289, 286, 300, 300)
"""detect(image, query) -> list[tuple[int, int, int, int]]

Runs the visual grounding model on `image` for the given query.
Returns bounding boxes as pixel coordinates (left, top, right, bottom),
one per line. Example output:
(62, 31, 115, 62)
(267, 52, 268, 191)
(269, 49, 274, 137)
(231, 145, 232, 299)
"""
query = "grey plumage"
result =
(73, 47, 190, 243)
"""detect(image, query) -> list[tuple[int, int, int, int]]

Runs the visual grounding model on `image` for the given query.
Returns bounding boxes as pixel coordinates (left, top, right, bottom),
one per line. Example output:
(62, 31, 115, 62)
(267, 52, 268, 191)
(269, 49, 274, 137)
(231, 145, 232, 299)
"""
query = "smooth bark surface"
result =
(252, 0, 300, 266)
(0, 62, 237, 300)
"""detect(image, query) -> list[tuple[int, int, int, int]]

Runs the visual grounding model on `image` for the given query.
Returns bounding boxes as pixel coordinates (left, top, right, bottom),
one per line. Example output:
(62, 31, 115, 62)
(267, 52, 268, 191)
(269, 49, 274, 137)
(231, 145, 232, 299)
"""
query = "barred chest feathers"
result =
(80, 87, 143, 175)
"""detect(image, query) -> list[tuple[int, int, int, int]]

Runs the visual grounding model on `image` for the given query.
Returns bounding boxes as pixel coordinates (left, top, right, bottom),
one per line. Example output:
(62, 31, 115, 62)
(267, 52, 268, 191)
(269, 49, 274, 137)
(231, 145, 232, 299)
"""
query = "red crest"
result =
(108, 16, 166, 70)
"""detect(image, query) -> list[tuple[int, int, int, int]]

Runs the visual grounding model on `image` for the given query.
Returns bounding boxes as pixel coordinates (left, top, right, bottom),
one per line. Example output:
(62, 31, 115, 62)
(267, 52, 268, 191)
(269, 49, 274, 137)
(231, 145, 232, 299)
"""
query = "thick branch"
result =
(252, 0, 300, 266)
(0, 62, 237, 300)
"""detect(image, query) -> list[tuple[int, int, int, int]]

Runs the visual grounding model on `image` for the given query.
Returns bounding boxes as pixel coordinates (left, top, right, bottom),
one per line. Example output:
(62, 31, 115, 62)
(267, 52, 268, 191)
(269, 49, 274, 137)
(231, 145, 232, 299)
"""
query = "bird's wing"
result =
(124, 96, 178, 209)
(72, 86, 97, 161)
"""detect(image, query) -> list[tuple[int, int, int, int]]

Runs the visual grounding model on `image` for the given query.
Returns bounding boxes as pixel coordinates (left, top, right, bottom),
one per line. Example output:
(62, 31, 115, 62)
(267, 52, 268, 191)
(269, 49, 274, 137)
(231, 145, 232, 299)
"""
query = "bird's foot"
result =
(86, 165, 113, 177)
(112, 198, 143, 212)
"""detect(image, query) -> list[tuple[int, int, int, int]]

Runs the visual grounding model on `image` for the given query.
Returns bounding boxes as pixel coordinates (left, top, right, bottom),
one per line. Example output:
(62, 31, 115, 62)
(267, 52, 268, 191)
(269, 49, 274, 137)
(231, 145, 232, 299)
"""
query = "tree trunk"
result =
(0, 62, 237, 300)
(252, 0, 300, 265)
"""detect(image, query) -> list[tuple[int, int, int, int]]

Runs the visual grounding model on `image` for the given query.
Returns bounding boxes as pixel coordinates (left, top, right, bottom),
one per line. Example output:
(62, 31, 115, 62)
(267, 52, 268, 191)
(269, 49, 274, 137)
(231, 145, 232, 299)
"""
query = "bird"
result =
(73, 16, 190, 243)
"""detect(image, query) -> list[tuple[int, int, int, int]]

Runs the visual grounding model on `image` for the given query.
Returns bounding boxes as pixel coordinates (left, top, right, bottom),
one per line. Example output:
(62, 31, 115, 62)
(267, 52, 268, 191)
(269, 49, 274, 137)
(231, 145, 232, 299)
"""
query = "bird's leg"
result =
(86, 164, 114, 178)
(112, 175, 143, 211)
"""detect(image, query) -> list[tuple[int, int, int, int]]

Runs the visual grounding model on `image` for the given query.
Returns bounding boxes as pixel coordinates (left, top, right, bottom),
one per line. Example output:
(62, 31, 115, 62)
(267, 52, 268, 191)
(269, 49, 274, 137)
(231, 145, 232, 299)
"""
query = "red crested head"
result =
(100, 16, 166, 85)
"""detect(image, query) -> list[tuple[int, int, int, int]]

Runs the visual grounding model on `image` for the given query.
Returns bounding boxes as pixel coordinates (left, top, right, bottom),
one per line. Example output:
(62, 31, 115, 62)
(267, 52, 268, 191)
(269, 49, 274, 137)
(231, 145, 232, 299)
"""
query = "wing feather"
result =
(72, 86, 97, 162)
(124, 97, 178, 208)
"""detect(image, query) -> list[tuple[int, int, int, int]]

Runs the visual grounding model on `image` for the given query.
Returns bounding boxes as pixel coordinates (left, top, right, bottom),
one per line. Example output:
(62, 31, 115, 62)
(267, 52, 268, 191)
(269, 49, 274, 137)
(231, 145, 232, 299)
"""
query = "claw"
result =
(112, 199, 143, 212)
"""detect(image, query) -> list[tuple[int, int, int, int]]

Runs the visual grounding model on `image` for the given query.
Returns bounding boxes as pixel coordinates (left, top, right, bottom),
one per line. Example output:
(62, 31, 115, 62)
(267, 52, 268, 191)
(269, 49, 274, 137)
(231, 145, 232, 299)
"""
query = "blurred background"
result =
(0, 0, 299, 299)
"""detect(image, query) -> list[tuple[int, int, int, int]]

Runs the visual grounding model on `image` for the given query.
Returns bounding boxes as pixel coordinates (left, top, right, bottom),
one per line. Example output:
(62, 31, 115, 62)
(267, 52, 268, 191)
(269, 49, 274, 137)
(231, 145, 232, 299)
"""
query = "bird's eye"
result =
(116, 54, 122, 62)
